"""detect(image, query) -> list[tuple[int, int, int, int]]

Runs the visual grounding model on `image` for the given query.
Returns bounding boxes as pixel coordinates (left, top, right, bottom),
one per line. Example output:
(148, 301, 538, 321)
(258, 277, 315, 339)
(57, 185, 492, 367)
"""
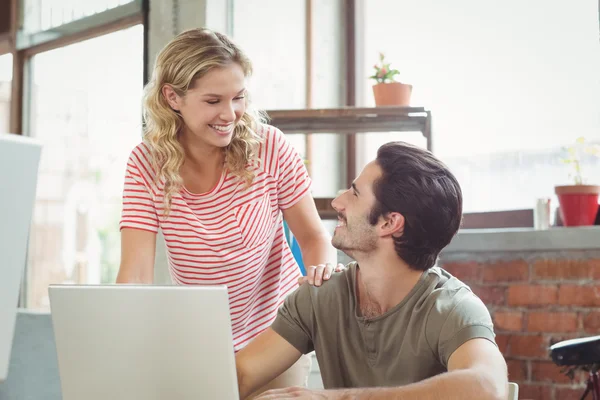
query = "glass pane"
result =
(312, 0, 343, 109)
(0, 53, 12, 134)
(22, 0, 136, 34)
(306, 133, 345, 198)
(308, 0, 346, 198)
(232, 0, 306, 110)
(285, 132, 346, 199)
(233, 0, 346, 198)
(26, 24, 143, 310)
(355, 131, 427, 175)
(363, 0, 600, 213)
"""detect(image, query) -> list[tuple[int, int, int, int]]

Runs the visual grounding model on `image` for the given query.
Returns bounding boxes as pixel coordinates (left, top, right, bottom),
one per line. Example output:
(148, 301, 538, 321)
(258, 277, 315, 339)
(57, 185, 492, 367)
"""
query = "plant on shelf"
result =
(561, 137, 600, 184)
(369, 52, 401, 84)
(368, 52, 412, 107)
(555, 137, 600, 226)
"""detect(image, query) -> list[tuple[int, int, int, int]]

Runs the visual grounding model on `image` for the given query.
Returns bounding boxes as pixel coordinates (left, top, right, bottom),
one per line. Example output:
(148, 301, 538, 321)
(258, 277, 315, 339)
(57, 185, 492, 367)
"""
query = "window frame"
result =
(344, 0, 600, 228)
(1, 0, 148, 307)
(2, 0, 147, 136)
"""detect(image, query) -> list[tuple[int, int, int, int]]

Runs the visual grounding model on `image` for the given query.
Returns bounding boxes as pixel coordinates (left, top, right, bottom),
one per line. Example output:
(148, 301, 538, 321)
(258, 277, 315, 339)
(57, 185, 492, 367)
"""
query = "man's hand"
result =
(298, 263, 346, 286)
(236, 329, 303, 399)
(254, 386, 331, 399)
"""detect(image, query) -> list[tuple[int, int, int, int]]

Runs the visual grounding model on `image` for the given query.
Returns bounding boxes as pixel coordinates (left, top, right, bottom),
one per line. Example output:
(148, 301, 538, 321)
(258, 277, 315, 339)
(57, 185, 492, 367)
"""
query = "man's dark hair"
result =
(368, 142, 463, 271)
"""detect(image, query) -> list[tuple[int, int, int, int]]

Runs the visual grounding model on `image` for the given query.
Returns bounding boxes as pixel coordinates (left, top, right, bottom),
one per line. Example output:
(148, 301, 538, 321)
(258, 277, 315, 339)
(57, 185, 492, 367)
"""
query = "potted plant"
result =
(555, 137, 600, 226)
(369, 52, 412, 107)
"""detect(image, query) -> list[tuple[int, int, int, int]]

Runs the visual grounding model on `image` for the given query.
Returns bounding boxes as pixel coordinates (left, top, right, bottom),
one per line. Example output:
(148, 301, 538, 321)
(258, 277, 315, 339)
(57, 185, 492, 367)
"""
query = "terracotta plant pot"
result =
(555, 184, 600, 226)
(372, 82, 412, 106)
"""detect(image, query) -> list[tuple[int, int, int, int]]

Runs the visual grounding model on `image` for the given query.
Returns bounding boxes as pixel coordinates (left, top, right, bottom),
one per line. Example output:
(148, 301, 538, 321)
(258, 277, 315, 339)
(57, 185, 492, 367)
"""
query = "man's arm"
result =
(235, 328, 303, 399)
(378, 337, 507, 400)
(254, 338, 507, 400)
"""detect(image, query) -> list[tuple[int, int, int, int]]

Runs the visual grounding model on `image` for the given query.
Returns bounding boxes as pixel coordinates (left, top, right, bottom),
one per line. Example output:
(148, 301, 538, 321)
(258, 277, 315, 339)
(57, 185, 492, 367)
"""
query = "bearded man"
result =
(235, 142, 508, 400)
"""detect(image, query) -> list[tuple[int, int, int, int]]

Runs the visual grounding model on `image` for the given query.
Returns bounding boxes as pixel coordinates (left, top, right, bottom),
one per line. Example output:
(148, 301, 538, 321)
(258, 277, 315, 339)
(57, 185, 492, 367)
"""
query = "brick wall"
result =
(438, 252, 600, 400)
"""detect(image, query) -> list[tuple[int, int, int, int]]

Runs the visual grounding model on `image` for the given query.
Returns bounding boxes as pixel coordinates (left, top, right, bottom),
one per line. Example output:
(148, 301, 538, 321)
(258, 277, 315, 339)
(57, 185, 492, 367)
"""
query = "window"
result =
(21, 0, 137, 34)
(25, 24, 143, 310)
(0, 53, 12, 134)
(232, 0, 308, 168)
(232, 0, 346, 198)
(232, 0, 306, 111)
(362, 0, 600, 213)
(306, 0, 346, 198)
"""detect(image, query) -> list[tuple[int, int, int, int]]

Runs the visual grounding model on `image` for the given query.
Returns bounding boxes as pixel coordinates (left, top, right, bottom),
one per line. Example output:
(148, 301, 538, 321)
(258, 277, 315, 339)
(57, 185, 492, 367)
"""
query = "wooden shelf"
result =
(266, 106, 432, 151)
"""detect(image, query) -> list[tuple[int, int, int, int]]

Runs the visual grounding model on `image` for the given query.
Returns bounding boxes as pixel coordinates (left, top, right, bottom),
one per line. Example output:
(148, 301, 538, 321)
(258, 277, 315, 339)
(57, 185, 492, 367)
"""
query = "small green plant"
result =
(369, 52, 400, 84)
(561, 137, 600, 185)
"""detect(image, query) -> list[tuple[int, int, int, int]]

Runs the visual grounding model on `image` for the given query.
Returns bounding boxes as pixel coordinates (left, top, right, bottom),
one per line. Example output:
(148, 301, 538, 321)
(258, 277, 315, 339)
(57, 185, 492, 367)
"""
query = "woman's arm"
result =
(282, 194, 340, 286)
(116, 228, 157, 283)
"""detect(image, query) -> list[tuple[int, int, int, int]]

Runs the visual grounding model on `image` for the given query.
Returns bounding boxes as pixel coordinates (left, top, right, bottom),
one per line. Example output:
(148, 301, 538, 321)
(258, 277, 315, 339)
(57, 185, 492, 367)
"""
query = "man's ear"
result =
(381, 212, 404, 238)
(161, 84, 181, 111)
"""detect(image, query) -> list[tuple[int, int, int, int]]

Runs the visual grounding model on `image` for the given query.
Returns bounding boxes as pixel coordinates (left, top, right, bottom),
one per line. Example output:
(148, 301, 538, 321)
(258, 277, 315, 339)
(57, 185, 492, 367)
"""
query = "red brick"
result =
(559, 285, 600, 307)
(555, 386, 589, 400)
(533, 258, 600, 280)
(506, 359, 527, 381)
(531, 361, 572, 384)
(482, 260, 529, 282)
(496, 334, 510, 355)
(510, 334, 547, 358)
(507, 285, 558, 307)
(442, 261, 481, 282)
(493, 311, 523, 331)
(593, 263, 600, 280)
(583, 311, 600, 333)
(517, 383, 552, 400)
(527, 312, 578, 333)
(469, 284, 506, 306)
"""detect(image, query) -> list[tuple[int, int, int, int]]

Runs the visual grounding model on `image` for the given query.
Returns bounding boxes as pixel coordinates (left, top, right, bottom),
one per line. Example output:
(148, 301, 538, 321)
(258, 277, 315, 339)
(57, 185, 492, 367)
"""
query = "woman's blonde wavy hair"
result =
(142, 28, 265, 216)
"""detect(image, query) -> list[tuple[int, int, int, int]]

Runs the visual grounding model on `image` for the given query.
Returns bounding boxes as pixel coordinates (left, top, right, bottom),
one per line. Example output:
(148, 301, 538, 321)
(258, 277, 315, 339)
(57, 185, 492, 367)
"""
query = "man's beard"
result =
(332, 223, 377, 254)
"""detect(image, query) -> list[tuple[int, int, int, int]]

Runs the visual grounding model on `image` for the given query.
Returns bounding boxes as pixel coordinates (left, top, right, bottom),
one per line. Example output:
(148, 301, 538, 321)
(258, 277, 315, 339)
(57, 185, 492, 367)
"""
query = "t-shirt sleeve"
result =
(429, 290, 496, 368)
(270, 127, 312, 210)
(270, 283, 315, 354)
(119, 148, 159, 233)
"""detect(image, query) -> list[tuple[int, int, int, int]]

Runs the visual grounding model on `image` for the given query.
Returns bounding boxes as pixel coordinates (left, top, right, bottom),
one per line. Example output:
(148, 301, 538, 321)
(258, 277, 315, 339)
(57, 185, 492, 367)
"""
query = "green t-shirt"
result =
(271, 263, 496, 389)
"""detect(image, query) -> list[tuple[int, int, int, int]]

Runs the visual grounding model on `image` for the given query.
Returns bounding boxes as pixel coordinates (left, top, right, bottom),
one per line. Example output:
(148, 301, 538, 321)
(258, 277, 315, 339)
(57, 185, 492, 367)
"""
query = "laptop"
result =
(0, 133, 42, 382)
(48, 285, 240, 400)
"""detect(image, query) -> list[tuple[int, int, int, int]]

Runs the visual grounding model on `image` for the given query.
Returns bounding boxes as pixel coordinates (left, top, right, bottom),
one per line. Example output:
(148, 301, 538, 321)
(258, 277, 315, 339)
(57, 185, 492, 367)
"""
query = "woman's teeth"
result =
(210, 124, 232, 133)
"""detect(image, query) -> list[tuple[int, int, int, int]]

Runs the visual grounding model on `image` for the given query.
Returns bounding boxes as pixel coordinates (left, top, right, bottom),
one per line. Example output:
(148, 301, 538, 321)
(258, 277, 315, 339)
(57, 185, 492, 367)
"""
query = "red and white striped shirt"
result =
(119, 125, 310, 350)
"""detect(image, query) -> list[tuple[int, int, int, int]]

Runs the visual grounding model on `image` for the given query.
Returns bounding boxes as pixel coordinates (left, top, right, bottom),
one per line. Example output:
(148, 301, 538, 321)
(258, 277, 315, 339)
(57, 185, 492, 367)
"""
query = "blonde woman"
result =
(116, 28, 339, 393)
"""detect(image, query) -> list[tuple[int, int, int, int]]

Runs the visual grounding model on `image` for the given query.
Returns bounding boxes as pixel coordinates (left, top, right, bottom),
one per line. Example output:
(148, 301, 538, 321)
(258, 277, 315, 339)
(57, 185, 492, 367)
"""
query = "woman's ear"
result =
(161, 84, 181, 111)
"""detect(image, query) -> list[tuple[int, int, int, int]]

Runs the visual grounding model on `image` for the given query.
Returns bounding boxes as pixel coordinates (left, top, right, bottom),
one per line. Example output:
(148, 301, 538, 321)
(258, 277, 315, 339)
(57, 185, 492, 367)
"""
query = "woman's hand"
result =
(298, 263, 346, 287)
